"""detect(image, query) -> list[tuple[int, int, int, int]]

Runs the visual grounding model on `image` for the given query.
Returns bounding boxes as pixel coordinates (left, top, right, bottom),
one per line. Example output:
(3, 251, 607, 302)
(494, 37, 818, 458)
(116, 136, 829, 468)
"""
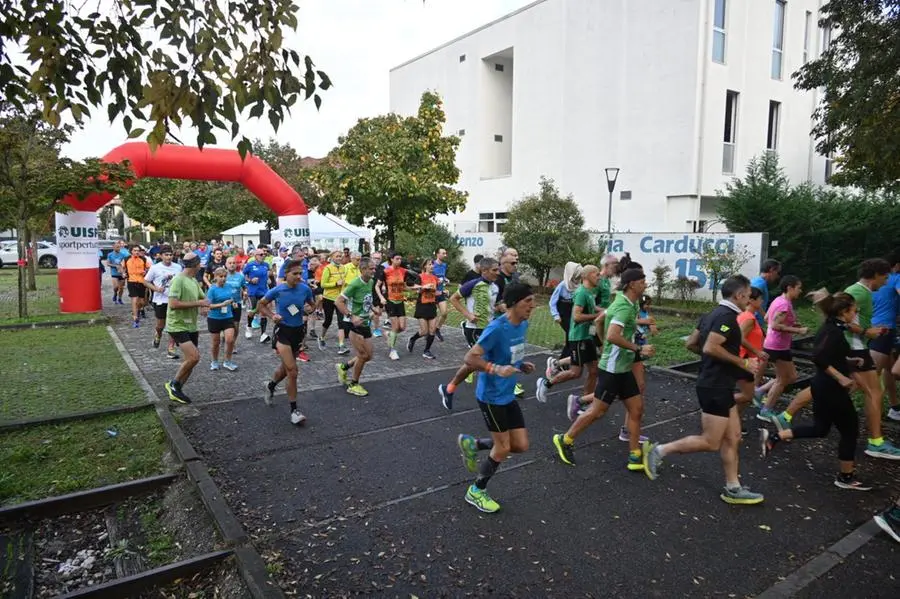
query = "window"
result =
(802, 11, 812, 64)
(722, 90, 739, 174)
(494, 134, 503, 142)
(620, 190, 632, 200)
(495, 63, 504, 72)
(458, 129, 466, 136)
(821, 23, 832, 53)
(686, 220, 708, 233)
(478, 212, 508, 233)
(459, 54, 466, 63)
(712, 0, 727, 63)
(771, 0, 786, 80)
(766, 101, 781, 151)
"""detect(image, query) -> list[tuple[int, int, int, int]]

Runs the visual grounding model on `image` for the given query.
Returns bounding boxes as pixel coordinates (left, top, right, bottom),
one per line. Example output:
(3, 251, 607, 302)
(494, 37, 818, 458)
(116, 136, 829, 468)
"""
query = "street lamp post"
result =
(604, 167, 620, 237)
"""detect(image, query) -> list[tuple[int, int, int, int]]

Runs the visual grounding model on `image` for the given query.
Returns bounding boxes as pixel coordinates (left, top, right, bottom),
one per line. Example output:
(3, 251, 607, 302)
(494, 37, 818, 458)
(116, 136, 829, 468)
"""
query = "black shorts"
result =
(170, 331, 199, 346)
(275, 324, 306, 355)
(232, 306, 242, 324)
(435, 293, 448, 304)
(849, 348, 875, 372)
(595, 370, 641, 404)
(207, 318, 233, 334)
(463, 326, 483, 348)
(414, 302, 437, 320)
(765, 348, 793, 363)
(339, 316, 353, 334)
(152, 303, 168, 320)
(349, 324, 373, 339)
(478, 399, 526, 433)
(869, 330, 896, 355)
(696, 386, 735, 418)
(385, 301, 406, 318)
(127, 282, 145, 298)
(371, 292, 382, 308)
(571, 338, 598, 366)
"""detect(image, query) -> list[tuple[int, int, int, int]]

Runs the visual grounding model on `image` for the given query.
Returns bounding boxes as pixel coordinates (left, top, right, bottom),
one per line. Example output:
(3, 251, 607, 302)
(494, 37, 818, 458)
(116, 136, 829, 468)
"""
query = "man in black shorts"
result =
(163, 253, 210, 404)
(644, 275, 764, 505)
(336, 258, 377, 396)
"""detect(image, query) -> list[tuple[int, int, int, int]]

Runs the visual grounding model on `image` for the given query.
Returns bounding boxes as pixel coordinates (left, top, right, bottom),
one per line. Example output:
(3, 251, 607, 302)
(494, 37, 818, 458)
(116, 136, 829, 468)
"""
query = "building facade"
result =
(389, 0, 831, 239)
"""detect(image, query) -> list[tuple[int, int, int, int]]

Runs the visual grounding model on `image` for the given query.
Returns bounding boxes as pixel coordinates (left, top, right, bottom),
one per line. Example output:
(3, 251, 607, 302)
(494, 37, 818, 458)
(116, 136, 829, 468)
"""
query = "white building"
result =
(390, 0, 831, 242)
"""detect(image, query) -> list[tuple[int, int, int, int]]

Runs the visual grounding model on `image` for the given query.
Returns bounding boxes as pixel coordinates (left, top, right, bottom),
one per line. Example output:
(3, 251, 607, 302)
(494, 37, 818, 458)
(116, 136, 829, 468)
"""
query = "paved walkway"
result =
(101, 290, 900, 597)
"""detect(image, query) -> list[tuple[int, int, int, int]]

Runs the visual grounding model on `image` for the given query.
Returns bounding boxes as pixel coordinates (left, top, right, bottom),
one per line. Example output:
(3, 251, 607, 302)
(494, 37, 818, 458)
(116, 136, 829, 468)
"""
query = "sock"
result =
(410, 332, 421, 343)
(446, 382, 457, 394)
(563, 434, 574, 446)
(267, 380, 276, 392)
(726, 481, 741, 491)
(260, 320, 267, 334)
(782, 412, 793, 422)
(389, 331, 398, 348)
(341, 362, 351, 371)
(544, 379, 554, 388)
(474, 456, 500, 490)
(290, 401, 297, 411)
(476, 438, 494, 451)
(350, 379, 359, 385)
(869, 437, 884, 447)
(425, 334, 435, 351)
(629, 448, 642, 460)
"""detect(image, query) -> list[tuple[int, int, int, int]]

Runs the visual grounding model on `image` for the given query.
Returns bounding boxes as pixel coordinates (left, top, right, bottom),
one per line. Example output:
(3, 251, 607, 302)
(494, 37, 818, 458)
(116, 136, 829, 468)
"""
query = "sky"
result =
(61, 0, 534, 161)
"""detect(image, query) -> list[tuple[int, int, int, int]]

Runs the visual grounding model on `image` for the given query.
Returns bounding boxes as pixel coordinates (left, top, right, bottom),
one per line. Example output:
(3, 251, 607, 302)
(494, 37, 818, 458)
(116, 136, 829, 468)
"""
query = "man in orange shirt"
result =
(124, 245, 151, 328)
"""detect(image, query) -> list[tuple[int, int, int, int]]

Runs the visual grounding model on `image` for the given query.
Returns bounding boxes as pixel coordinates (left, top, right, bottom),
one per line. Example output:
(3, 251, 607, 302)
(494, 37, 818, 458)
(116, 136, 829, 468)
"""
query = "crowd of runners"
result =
(102, 239, 900, 543)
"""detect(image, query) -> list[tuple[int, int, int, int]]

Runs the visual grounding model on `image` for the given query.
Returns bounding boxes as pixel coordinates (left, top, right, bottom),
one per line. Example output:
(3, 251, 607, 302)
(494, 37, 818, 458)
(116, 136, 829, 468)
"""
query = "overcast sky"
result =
(61, 0, 533, 161)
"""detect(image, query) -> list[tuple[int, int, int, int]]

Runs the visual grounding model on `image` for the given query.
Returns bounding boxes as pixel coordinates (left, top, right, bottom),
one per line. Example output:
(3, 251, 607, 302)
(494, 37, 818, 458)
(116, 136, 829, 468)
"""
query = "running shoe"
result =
(756, 407, 776, 422)
(406, 336, 416, 353)
(834, 474, 873, 491)
(545, 356, 560, 379)
(153, 331, 161, 348)
(874, 506, 900, 544)
(720, 486, 764, 505)
(346, 383, 368, 397)
(297, 351, 310, 363)
(166, 349, 179, 360)
(643, 441, 662, 480)
(435, 329, 444, 342)
(263, 381, 276, 406)
(465, 485, 500, 513)
(465, 372, 474, 384)
(627, 452, 644, 471)
(552, 434, 575, 466)
(566, 394, 581, 422)
(389, 349, 400, 361)
(259, 333, 271, 343)
(335, 363, 349, 386)
(423, 350, 436, 360)
(222, 361, 238, 371)
(251, 315, 261, 329)
(164, 381, 191, 404)
(438, 384, 453, 411)
(139, 308, 146, 318)
(535, 378, 549, 403)
(308, 328, 318, 339)
(132, 320, 140, 328)
(210, 360, 221, 371)
(244, 328, 253, 339)
(865, 440, 900, 460)
(337, 344, 350, 356)
(318, 338, 327, 351)
(618, 427, 649, 443)
(759, 428, 774, 458)
(772, 412, 791, 433)
(290, 409, 307, 425)
(457, 434, 478, 473)
(515, 383, 525, 398)
(887, 407, 900, 422)
(372, 328, 383, 338)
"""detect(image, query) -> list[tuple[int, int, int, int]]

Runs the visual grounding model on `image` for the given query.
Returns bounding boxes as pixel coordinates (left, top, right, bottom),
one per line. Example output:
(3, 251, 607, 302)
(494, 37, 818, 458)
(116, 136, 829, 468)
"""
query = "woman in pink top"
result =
(759, 275, 809, 421)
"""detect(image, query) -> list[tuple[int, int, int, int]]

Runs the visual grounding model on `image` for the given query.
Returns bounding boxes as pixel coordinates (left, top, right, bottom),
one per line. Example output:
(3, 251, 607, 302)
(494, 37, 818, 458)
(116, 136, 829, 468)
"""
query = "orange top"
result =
(418, 273, 438, 304)
(737, 310, 763, 358)
(125, 256, 149, 283)
(384, 267, 408, 303)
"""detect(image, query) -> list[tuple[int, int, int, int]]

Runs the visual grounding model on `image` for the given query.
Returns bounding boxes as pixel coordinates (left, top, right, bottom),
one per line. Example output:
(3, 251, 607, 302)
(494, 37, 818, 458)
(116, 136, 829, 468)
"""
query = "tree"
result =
(651, 261, 672, 304)
(794, 1, 900, 191)
(251, 138, 323, 212)
(502, 177, 590, 286)
(693, 244, 753, 302)
(1, 0, 332, 155)
(395, 221, 462, 267)
(307, 92, 467, 249)
(0, 106, 131, 317)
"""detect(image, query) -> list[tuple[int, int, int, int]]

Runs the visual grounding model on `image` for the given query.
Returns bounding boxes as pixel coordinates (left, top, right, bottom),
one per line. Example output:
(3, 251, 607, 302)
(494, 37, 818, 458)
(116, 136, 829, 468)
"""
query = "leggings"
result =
(791, 374, 858, 461)
(247, 295, 268, 334)
(557, 299, 573, 360)
(322, 297, 337, 330)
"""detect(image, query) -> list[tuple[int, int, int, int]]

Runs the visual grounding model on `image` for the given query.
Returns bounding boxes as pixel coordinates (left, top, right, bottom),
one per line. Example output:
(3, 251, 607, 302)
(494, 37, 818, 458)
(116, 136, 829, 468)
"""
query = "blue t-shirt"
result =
(432, 260, 448, 294)
(872, 272, 900, 327)
(243, 261, 270, 297)
(196, 247, 212, 267)
(107, 249, 130, 276)
(207, 285, 235, 320)
(474, 314, 528, 406)
(750, 275, 769, 330)
(225, 272, 247, 304)
(263, 283, 314, 327)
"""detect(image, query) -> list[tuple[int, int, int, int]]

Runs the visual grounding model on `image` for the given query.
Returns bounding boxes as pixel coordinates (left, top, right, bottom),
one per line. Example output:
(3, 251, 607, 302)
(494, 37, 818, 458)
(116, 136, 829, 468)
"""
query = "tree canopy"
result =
(0, 0, 331, 155)
(794, 1, 900, 191)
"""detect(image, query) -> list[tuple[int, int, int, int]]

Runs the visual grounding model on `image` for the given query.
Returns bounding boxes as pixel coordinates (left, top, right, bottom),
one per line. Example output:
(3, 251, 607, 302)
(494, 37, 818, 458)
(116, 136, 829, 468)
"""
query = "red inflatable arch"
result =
(56, 142, 310, 313)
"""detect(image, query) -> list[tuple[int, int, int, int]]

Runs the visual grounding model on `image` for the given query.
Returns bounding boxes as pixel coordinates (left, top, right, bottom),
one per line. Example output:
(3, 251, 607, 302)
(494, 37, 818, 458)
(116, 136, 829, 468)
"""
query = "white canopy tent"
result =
(220, 212, 374, 252)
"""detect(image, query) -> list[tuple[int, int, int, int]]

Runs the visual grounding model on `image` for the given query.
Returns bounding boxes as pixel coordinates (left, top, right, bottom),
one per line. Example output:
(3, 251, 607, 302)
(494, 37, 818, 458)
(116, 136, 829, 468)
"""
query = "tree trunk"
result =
(16, 218, 28, 319)
(385, 221, 395, 251)
(27, 229, 38, 291)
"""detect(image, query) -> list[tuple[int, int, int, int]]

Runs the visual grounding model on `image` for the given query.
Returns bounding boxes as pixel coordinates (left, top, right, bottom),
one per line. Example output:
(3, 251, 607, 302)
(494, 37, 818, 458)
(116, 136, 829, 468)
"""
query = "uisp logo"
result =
(283, 228, 310, 240)
(57, 225, 98, 239)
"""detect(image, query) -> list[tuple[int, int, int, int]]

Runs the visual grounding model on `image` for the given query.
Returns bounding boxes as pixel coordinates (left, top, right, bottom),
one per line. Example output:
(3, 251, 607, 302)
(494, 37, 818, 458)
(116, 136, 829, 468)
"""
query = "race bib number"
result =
(510, 343, 525, 364)
(589, 325, 597, 337)
(220, 306, 228, 314)
(287, 304, 300, 316)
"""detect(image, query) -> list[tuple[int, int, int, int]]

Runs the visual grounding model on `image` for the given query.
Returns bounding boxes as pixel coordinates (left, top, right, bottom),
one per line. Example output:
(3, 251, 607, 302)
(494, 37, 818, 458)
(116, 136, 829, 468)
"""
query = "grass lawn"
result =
(0, 268, 88, 324)
(0, 410, 167, 505)
(0, 325, 147, 424)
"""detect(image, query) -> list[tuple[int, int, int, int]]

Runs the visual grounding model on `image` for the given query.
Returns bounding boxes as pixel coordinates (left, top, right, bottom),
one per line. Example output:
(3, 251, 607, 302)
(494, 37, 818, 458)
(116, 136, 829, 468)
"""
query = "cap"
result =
(618, 268, 646, 290)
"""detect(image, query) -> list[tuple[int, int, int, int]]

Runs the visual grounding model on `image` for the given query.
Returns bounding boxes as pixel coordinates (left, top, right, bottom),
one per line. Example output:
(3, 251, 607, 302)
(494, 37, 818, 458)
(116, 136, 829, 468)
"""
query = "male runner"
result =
(143, 245, 182, 358)
(258, 259, 315, 425)
(462, 254, 484, 285)
(370, 250, 385, 338)
(871, 253, 900, 420)
(552, 268, 654, 471)
(644, 275, 764, 505)
(203, 247, 227, 289)
(164, 253, 209, 404)
(495, 250, 525, 397)
(124, 245, 150, 327)
(750, 259, 782, 330)
(320, 250, 348, 354)
(242, 248, 271, 343)
(105, 240, 130, 305)
(432, 248, 450, 341)
(456, 282, 536, 513)
(336, 257, 377, 396)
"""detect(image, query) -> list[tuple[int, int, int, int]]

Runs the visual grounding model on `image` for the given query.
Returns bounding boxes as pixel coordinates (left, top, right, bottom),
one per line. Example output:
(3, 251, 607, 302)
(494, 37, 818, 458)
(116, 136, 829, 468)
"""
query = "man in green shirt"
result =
(844, 258, 898, 459)
(553, 269, 654, 470)
(164, 253, 209, 404)
(336, 257, 377, 397)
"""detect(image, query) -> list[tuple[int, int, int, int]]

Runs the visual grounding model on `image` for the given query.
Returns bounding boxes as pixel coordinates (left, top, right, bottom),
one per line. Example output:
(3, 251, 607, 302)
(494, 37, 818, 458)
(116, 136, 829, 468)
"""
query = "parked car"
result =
(0, 240, 59, 268)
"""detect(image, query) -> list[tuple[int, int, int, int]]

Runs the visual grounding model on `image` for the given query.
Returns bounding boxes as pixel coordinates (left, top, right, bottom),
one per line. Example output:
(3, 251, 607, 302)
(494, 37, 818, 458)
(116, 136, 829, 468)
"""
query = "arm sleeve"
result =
(549, 283, 563, 318)
(811, 325, 841, 370)
(263, 286, 279, 302)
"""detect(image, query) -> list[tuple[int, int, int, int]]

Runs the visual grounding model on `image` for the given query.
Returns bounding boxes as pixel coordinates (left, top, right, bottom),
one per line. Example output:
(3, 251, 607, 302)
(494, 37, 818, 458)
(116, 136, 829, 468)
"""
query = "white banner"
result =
(55, 211, 100, 269)
(272, 214, 311, 249)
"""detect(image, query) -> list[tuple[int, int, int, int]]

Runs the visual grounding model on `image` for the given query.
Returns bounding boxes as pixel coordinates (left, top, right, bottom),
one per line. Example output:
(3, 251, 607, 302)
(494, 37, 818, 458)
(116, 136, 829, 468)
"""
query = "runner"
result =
(337, 251, 362, 356)
(432, 248, 450, 341)
(874, 498, 900, 544)
(123, 245, 150, 328)
(644, 275, 764, 505)
(455, 282, 536, 513)
(319, 250, 346, 353)
(163, 253, 209, 404)
(379, 251, 419, 361)
(105, 240, 130, 305)
(552, 268, 654, 471)
(369, 250, 385, 338)
(258, 259, 315, 425)
(462, 254, 484, 285)
(206, 267, 238, 371)
(234, 246, 249, 270)
(844, 258, 899, 459)
(625, 293, 658, 440)
(335, 257, 377, 396)
(760, 290, 872, 490)
(224, 256, 248, 358)
(242, 249, 271, 343)
(143, 245, 182, 359)
(758, 276, 809, 422)
(437, 258, 501, 410)
(737, 287, 773, 410)
(202, 247, 227, 289)
(548, 262, 584, 375)
(407, 258, 440, 359)
(750, 259, 782, 330)
(495, 250, 525, 397)
(870, 252, 900, 421)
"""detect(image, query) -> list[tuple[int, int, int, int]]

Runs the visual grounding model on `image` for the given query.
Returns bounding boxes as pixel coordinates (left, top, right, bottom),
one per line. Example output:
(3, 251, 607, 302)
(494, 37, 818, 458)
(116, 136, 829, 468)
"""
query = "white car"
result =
(0, 240, 59, 268)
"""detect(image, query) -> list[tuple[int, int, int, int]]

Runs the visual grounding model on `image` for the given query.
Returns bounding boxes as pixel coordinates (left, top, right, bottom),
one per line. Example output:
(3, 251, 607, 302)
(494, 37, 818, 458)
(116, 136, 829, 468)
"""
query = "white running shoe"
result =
(244, 328, 253, 339)
(535, 378, 549, 403)
(389, 349, 400, 361)
(888, 407, 900, 422)
(290, 409, 306, 425)
(260, 333, 271, 343)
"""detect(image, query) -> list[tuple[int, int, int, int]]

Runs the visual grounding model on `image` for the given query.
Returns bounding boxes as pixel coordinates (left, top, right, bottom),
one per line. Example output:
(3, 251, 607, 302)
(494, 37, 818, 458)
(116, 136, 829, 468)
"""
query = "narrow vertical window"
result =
(771, 0, 786, 80)
(767, 101, 781, 152)
(722, 90, 739, 174)
(712, 0, 727, 63)
(802, 11, 811, 64)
